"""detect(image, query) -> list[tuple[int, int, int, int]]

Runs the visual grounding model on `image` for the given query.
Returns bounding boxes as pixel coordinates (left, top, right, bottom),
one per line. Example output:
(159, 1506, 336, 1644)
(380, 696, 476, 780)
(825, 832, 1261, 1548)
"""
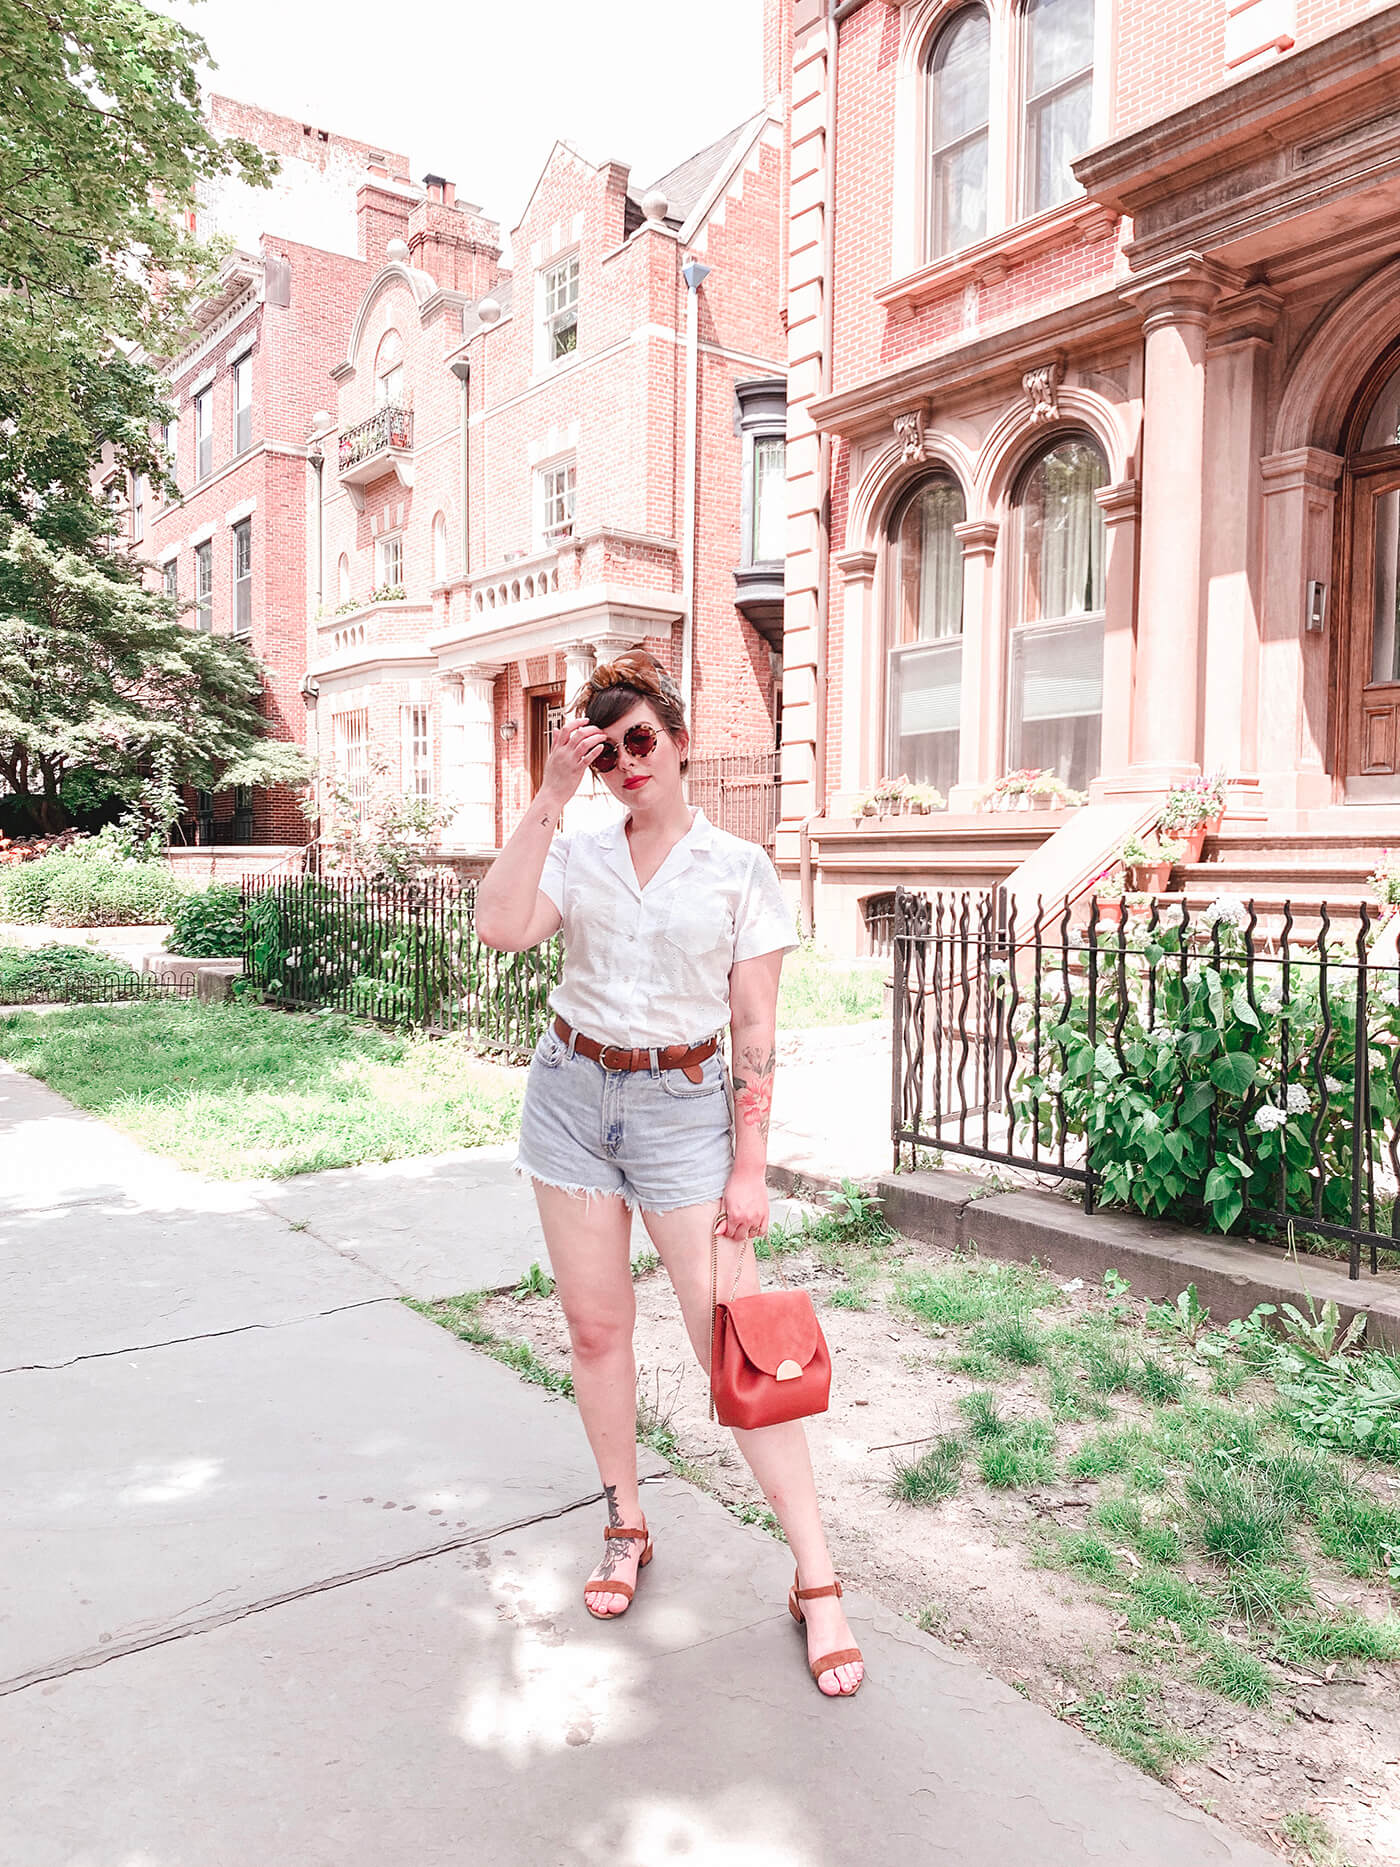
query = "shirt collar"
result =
(601, 807, 714, 898)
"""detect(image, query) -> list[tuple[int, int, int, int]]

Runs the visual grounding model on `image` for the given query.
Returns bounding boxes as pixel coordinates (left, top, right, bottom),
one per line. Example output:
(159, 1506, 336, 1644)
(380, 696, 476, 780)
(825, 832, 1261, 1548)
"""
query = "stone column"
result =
(1258, 447, 1343, 810)
(1092, 482, 1140, 790)
(834, 548, 877, 802)
(1121, 256, 1237, 785)
(949, 520, 1000, 811)
(440, 665, 501, 849)
(1201, 289, 1281, 783)
(563, 641, 596, 709)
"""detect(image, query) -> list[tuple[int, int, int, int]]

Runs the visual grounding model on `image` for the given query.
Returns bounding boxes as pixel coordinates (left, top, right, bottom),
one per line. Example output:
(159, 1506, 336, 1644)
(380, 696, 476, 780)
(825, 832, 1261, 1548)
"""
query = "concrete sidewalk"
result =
(0, 1064, 1275, 1866)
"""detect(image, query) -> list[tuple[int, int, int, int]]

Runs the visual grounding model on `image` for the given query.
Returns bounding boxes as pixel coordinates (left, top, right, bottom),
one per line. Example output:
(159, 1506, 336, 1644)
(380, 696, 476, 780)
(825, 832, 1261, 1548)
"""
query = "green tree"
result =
(0, 0, 272, 486)
(0, 525, 309, 831)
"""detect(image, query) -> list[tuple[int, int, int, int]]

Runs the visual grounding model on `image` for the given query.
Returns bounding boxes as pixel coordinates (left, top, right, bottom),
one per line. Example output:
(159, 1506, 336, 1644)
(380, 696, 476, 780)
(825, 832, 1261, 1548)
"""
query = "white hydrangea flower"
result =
(1254, 1105, 1288, 1132)
(1260, 990, 1283, 1015)
(1324, 1075, 1345, 1095)
(988, 959, 1010, 978)
(1043, 1071, 1064, 1095)
(1285, 1084, 1311, 1115)
(1202, 894, 1248, 930)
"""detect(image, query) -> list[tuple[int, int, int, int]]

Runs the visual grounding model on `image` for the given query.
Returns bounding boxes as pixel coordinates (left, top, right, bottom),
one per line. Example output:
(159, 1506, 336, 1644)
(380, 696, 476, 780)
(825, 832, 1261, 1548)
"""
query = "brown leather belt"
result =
(552, 1016, 718, 1084)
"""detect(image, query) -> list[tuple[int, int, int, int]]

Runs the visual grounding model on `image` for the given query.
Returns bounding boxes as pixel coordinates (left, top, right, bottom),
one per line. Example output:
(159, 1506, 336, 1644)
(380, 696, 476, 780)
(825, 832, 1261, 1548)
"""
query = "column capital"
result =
(1206, 285, 1285, 354)
(953, 518, 999, 558)
(445, 662, 504, 685)
(1259, 447, 1344, 494)
(1094, 480, 1140, 525)
(1120, 253, 1242, 330)
(834, 547, 877, 582)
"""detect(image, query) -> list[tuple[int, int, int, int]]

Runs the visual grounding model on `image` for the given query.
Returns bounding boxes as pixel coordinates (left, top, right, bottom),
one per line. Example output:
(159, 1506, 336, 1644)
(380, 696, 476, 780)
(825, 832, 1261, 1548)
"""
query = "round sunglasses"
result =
(592, 722, 658, 773)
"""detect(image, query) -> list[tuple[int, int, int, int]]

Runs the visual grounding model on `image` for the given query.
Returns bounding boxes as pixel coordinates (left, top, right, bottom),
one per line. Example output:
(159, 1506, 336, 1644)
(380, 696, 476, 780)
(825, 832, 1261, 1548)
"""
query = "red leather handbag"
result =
(709, 1223, 832, 1430)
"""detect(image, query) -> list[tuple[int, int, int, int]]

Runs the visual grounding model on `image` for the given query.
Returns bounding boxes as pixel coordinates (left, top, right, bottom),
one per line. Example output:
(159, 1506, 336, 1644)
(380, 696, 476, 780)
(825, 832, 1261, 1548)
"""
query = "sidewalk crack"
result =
(0, 1297, 394, 1375)
(0, 1492, 608, 1698)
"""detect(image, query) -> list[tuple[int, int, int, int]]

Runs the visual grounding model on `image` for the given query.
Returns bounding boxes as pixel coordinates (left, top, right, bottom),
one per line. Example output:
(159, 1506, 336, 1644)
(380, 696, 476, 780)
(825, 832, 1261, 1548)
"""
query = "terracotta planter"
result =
(1179, 826, 1207, 864)
(1093, 898, 1125, 927)
(1128, 861, 1174, 894)
(1030, 792, 1056, 811)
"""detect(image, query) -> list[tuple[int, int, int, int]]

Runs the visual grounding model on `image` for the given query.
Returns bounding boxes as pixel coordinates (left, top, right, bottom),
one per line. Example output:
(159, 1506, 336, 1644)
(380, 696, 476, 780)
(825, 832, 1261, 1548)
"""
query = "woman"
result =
(475, 651, 863, 1698)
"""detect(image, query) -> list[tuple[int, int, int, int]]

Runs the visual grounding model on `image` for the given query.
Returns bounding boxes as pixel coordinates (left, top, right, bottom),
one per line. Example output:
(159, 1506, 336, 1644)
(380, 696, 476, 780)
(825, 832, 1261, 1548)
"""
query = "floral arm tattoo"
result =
(731, 1041, 776, 1139)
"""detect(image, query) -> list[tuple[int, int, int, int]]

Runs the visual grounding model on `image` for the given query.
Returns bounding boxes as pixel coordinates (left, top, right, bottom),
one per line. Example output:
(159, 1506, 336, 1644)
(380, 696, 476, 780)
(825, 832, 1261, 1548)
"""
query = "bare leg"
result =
(642, 1198, 864, 1696)
(531, 1181, 646, 1616)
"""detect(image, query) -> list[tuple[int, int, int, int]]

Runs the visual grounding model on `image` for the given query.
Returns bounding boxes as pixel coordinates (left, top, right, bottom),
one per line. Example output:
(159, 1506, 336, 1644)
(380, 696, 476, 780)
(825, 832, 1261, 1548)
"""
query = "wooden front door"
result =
(528, 685, 566, 797)
(1343, 467, 1400, 788)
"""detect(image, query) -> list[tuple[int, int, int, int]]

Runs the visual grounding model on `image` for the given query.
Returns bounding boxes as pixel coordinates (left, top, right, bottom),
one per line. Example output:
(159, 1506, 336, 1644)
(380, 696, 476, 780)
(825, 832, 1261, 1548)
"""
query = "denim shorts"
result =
(515, 1024, 735, 1213)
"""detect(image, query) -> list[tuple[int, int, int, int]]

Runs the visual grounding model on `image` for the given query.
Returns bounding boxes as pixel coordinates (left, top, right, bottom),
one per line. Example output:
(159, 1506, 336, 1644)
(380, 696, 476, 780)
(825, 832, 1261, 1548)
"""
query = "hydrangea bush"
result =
(1010, 897, 1400, 1236)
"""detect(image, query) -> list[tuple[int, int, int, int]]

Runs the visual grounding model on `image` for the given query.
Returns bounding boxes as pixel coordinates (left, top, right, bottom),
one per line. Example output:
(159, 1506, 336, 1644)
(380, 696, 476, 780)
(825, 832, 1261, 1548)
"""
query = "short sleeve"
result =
(732, 849, 800, 963)
(538, 833, 570, 913)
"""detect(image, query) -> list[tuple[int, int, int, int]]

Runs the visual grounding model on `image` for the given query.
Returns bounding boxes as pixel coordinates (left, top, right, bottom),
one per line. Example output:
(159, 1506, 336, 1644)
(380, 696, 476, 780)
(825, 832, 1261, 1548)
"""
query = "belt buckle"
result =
(599, 1043, 628, 1072)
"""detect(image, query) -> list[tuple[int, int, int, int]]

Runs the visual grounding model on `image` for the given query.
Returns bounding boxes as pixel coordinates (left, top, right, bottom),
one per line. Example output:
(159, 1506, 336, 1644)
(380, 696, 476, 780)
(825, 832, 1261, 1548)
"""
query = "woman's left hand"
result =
(717, 1167, 769, 1245)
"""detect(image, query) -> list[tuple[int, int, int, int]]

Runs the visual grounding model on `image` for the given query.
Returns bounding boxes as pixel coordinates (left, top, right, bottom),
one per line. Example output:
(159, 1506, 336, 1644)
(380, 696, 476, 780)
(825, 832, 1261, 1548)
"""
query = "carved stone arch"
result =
(975, 386, 1128, 511)
(1275, 257, 1400, 456)
(848, 433, 978, 555)
(901, 0, 994, 74)
(340, 264, 434, 374)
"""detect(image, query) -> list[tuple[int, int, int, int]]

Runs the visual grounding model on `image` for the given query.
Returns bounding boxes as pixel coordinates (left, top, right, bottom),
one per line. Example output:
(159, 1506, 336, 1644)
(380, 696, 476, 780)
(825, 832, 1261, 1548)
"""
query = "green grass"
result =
(889, 1434, 964, 1504)
(776, 943, 885, 1028)
(1125, 1568, 1213, 1636)
(1055, 1531, 1120, 1579)
(896, 1258, 1057, 1332)
(1214, 1563, 1315, 1627)
(958, 1389, 1010, 1440)
(1060, 1673, 1205, 1779)
(1279, 1811, 1353, 1867)
(979, 1419, 1056, 1488)
(1187, 1467, 1293, 1567)
(411, 1291, 574, 1398)
(827, 1284, 872, 1311)
(969, 1311, 1049, 1366)
(1194, 1637, 1274, 1707)
(0, 1001, 523, 1178)
(1314, 1491, 1400, 1579)
(1269, 1613, 1400, 1665)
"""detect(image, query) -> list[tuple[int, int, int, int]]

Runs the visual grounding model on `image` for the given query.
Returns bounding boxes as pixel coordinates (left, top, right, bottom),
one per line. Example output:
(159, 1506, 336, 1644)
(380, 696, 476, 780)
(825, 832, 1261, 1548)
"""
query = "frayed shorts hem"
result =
(514, 1155, 728, 1216)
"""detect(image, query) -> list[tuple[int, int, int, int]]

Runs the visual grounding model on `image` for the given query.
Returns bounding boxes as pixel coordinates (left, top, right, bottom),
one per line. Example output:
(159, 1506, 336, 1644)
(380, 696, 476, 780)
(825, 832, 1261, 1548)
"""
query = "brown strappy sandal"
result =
(582, 1525, 654, 1618)
(788, 1573, 864, 1696)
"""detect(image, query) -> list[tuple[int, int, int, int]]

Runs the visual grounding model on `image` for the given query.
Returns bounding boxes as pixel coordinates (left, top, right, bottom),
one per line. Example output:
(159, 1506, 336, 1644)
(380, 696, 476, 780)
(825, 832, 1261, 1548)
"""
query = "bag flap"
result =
(720, 1291, 822, 1377)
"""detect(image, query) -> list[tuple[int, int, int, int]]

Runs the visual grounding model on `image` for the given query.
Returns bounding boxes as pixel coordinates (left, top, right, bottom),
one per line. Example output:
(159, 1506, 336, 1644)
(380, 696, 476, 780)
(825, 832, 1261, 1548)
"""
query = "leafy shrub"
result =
(167, 885, 246, 958)
(0, 847, 185, 927)
(0, 943, 140, 1003)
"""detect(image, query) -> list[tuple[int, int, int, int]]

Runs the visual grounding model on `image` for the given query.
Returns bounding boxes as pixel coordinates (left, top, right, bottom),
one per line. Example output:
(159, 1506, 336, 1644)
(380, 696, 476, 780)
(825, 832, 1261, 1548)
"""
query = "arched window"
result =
(925, 8, 991, 260)
(1022, 0, 1095, 218)
(374, 329, 404, 408)
(337, 553, 351, 603)
(432, 511, 447, 584)
(886, 474, 966, 794)
(1008, 435, 1106, 792)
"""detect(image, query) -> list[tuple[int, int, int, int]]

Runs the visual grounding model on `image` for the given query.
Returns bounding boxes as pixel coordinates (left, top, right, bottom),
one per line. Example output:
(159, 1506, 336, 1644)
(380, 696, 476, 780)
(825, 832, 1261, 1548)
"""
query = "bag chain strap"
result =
(708, 1207, 790, 1422)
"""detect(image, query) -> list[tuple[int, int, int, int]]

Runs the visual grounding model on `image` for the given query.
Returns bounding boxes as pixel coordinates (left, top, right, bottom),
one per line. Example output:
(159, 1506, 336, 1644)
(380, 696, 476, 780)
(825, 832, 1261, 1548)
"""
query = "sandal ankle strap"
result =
(603, 1525, 647, 1540)
(793, 1577, 843, 1601)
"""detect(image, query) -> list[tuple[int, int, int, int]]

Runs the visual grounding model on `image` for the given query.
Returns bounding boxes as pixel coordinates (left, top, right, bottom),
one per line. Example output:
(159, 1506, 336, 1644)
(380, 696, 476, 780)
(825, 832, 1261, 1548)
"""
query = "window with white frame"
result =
(432, 510, 447, 584)
(1022, 0, 1095, 218)
(542, 254, 579, 361)
(403, 704, 433, 798)
(194, 388, 213, 481)
(232, 354, 253, 455)
(375, 533, 403, 589)
(1007, 435, 1107, 793)
(231, 520, 252, 635)
(886, 474, 966, 796)
(375, 329, 404, 408)
(750, 436, 786, 564)
(337, 553, 352, 603)
(131, 474, 145, 544)
(194, 540, 213, 631)
(926, 7, 991, 260)
(334, 709, 371, 819)
(163, 558, 179, 600)
(539, 458, 576, 543)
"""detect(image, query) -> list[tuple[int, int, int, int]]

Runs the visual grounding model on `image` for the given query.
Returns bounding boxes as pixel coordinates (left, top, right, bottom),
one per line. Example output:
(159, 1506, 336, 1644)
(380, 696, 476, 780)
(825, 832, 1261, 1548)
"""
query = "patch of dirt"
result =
(477, 1235, 1400, 1865)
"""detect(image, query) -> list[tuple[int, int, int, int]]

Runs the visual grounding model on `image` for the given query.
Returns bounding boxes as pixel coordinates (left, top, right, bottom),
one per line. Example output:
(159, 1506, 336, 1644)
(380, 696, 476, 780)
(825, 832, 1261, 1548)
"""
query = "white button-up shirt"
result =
(538, 809, 799, 1048)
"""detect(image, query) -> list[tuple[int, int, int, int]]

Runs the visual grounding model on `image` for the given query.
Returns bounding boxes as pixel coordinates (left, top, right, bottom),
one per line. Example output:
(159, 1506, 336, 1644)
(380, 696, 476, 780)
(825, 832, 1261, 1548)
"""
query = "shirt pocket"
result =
(660, 892, 732, 958)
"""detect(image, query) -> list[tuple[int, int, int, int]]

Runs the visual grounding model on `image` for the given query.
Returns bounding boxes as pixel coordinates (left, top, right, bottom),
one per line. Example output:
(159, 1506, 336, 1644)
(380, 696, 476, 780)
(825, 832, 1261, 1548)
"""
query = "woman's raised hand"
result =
(539, 717, 609, 807)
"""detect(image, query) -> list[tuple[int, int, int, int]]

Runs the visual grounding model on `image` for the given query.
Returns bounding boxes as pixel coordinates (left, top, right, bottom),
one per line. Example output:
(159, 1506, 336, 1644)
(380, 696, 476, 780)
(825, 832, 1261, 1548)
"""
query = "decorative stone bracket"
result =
(1022, 361, 1063, 424)
(893, 407, 928, 462)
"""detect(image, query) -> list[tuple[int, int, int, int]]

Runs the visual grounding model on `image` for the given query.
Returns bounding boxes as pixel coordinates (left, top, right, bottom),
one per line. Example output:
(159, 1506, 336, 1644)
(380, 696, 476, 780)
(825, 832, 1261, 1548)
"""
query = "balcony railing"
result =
(339, 404, 412, 475)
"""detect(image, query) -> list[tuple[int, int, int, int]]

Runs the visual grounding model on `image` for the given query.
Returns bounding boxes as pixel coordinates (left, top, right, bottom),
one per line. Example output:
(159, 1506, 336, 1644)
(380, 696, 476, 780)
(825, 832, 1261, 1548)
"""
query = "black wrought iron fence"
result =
(891, 887, 1400, 1277)
(241, 874, 561, 1061)
(688, 751, 779, 850)
(2, 971, 196, 1006)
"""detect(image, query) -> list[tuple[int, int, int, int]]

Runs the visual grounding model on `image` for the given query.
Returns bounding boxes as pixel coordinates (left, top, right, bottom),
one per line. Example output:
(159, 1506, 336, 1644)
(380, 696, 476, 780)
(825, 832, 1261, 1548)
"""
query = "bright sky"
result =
(165, 0, 767, 241)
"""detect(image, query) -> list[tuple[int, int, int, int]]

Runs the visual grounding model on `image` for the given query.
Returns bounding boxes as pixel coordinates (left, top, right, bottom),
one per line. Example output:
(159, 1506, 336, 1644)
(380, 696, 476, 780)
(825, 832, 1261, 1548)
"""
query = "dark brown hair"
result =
(573, 650, 688, 768)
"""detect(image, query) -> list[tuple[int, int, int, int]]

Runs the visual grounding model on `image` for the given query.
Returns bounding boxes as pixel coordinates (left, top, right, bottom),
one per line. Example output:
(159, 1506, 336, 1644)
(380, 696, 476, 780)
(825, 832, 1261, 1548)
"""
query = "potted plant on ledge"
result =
(1158, 773, 1227, 861)
(1089, 869, 1125, 926)
(1028, 772, 1087, 811)
(1119, 830, 1185, 894)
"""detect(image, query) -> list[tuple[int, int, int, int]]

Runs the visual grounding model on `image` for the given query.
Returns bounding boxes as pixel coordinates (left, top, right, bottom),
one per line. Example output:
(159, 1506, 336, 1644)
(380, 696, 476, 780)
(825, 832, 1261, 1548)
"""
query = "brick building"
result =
(309, 100, 789, 854)
(779, 0, 1400, 951)
(132, 98, 415, 846)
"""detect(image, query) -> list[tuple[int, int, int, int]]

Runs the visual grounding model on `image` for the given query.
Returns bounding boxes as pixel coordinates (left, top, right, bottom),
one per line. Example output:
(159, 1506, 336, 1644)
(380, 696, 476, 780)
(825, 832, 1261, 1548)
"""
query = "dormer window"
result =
(375, 329, 405, 407)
